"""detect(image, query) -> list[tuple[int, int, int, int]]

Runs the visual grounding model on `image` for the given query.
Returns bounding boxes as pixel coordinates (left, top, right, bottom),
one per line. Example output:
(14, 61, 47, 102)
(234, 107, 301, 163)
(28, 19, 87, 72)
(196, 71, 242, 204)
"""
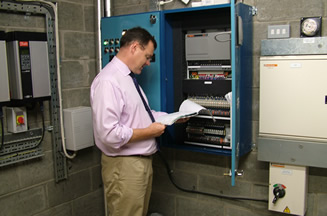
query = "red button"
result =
(17, 116, 25, 124)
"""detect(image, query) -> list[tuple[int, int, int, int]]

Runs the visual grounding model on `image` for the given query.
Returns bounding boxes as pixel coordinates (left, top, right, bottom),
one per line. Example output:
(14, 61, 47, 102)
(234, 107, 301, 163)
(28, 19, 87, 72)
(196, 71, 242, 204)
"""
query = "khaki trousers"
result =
(101, 153, 153, 216)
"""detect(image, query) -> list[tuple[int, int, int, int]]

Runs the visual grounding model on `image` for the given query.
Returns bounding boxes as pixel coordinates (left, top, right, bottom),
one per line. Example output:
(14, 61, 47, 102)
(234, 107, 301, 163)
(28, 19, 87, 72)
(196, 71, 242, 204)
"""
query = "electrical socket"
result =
(267, 25, 290, 39)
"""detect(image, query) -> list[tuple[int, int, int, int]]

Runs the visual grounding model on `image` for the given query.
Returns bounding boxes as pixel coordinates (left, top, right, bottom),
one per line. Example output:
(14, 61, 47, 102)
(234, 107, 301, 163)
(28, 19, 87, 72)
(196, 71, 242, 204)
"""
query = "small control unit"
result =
(269, 163, 308, 216)
(63, 106, 94, 151)
(6, 107, 28, 133)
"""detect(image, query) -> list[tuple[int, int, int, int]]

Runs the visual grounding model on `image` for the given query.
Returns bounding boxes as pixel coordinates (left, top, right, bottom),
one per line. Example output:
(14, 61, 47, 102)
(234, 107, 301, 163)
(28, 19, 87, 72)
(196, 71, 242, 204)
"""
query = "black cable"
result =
(157, 150, 268, 203)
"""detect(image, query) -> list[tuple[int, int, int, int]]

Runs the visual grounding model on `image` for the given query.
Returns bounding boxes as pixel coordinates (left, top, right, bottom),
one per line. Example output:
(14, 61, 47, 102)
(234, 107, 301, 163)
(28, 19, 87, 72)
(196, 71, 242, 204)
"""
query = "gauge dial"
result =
(300, 17, 322, 37)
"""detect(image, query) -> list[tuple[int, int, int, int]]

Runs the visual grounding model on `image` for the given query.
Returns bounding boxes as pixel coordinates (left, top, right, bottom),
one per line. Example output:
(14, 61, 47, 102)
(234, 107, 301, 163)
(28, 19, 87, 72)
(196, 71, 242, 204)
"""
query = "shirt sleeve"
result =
(91, 79, 133, 150)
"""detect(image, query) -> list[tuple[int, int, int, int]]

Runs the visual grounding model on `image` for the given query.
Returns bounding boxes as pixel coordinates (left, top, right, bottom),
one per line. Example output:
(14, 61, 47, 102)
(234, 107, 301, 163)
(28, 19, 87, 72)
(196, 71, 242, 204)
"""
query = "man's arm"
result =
(129, 122, 166, 143)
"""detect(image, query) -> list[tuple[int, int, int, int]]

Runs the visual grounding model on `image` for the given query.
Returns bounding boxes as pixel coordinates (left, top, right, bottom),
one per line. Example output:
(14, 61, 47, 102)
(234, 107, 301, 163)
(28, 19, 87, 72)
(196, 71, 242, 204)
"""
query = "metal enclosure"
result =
(6, 32, 51, 101)
(269, 163, 308, 216)
(161, 4, 253, 167)
(258, 37, 327, 168)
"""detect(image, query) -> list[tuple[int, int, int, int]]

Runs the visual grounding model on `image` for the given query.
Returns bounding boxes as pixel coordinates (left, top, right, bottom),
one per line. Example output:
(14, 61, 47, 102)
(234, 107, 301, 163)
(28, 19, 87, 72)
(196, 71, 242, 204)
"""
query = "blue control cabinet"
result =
(101, 12, 163, 111)
(100, 3, 253, 185)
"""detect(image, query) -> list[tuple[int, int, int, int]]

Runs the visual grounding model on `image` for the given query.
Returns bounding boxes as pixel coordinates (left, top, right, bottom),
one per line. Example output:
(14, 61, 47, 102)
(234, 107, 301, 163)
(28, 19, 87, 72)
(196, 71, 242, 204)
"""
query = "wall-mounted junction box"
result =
(63, 106, 94, 151)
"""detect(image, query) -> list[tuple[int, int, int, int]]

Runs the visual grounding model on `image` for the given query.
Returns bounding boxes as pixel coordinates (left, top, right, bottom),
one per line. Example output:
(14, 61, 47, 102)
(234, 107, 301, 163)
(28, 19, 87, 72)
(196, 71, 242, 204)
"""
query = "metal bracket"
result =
(0, 128, 44, 167)
(0, 1, 67, 182)
(224, 169, 244, 177)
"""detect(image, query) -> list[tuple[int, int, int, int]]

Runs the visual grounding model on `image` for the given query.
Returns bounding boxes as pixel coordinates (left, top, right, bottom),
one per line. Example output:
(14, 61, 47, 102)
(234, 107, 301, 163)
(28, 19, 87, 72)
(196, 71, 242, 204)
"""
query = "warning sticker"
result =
(283, 206, 291, 213)
(264, 64, 278, 67)
(271, 163, 285, 168)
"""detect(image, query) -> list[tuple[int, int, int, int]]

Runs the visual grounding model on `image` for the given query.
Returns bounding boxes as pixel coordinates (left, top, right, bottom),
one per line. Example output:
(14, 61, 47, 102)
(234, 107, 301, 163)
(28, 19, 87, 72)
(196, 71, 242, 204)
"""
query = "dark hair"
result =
(120, 27, 157, 49)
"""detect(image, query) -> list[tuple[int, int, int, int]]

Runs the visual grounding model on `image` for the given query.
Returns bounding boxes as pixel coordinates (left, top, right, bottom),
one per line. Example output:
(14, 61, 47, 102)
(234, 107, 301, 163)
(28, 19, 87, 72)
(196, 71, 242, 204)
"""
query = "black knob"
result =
(272, 186, 286, 204)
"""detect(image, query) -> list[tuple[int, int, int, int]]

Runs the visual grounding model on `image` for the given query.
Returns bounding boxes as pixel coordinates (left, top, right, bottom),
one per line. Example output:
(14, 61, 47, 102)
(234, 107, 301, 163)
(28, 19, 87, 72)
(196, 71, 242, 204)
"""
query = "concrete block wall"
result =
(0, 0, 103, 215)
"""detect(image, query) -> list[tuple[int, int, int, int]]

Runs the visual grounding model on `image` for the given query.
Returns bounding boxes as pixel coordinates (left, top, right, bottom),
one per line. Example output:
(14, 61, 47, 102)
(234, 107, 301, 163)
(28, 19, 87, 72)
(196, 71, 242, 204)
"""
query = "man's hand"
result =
(148, 122, 166, 137)
(175, 117, 190, 124)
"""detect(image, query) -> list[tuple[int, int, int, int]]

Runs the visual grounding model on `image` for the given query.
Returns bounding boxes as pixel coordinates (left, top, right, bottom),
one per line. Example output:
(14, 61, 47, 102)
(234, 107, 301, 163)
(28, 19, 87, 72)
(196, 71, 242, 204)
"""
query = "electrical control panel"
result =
(182, 31, 232, 150)
(258, 38, 327, 168)
(162, 4, 253, 159)
(260, 55, 327, 141)
(269, 163, 308, 216)
(6, 31, 51, 101)
(101, 12, 162, 111)
(0, 31, 10, 103)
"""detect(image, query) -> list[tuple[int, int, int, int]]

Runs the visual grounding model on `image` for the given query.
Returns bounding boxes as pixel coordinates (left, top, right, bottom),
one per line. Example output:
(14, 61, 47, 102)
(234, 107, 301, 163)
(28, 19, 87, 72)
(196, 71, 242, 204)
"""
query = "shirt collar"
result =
(112, 56, 131, 77)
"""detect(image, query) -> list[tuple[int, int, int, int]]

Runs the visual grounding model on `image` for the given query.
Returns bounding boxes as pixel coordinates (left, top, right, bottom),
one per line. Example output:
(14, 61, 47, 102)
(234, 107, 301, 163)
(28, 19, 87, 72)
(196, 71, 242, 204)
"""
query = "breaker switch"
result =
(272, 184, 286, 204)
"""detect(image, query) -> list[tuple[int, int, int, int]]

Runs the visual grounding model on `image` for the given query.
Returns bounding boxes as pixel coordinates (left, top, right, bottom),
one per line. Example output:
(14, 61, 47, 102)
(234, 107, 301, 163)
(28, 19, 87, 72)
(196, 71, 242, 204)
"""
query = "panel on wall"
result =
(101, 12, 162, 111)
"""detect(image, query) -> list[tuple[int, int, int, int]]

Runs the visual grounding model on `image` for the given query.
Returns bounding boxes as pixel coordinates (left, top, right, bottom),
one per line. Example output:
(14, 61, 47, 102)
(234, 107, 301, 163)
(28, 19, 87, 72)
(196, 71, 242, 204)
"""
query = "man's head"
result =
(116, 27, 157, 74)
(120, 27, 157, 50)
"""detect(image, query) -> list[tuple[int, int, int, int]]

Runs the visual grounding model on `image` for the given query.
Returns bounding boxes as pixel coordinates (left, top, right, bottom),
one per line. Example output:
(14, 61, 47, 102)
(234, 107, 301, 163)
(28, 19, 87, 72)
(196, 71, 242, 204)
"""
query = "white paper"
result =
(155, 99, 205, 125)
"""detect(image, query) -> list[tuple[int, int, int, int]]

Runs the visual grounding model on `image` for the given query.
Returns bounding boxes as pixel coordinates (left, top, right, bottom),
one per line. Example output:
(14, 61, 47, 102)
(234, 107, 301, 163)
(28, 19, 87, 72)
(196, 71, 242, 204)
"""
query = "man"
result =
(90, 27, 166, 216)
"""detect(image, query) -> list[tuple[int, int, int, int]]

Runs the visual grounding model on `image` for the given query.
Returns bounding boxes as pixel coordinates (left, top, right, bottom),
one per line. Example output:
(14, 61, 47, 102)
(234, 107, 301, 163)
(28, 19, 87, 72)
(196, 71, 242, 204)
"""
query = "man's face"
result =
(132, 41, 154, 74)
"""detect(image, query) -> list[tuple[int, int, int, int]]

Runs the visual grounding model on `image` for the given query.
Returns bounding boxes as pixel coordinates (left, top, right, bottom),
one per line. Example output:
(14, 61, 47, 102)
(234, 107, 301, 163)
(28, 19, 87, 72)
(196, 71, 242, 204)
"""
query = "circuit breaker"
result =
(6, 31, 51, 101)
(269, 163, 308, 216)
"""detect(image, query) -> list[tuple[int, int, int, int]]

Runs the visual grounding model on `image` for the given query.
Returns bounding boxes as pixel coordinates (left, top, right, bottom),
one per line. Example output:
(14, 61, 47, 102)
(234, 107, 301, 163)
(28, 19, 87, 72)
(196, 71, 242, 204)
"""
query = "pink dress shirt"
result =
(90, 57, 166, 156)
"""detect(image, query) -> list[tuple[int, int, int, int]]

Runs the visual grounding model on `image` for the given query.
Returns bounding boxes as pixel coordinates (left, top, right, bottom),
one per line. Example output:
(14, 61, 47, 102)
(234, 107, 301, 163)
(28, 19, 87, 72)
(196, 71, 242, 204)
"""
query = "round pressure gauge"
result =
(300, 17, 322, 37)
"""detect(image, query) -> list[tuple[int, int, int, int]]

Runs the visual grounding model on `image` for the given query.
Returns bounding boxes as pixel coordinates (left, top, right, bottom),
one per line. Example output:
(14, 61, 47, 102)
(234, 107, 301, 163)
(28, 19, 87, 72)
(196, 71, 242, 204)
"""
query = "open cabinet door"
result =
(101, 12, 162, 111)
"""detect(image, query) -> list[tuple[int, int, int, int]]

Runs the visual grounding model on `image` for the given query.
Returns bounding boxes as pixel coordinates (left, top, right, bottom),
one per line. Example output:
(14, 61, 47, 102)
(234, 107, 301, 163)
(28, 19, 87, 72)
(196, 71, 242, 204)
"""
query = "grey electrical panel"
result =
(0, 31, 10, 103)
(185, 31, 231, 61)
(6, 32, 51, 100)
(258, 38, 327, 168)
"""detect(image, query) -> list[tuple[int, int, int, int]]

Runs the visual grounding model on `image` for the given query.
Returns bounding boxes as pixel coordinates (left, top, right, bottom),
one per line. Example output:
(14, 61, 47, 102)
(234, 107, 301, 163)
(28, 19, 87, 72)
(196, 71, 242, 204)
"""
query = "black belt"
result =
(130, 154, 152, 158)
(105, 154, 152, 158)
